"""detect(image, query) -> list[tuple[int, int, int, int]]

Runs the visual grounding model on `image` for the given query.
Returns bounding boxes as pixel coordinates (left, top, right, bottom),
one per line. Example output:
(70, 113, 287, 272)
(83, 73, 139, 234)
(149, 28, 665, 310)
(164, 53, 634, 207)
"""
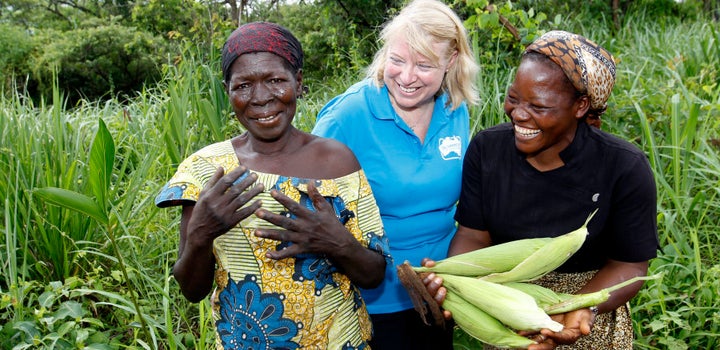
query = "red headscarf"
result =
(221, 22, 304, 82)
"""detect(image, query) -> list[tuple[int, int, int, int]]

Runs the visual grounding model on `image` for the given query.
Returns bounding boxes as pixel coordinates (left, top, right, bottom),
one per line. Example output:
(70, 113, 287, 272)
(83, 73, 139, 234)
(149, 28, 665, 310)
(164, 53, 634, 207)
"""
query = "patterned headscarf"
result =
(525, 30, 616, 113)
(221, 22, 304, 82)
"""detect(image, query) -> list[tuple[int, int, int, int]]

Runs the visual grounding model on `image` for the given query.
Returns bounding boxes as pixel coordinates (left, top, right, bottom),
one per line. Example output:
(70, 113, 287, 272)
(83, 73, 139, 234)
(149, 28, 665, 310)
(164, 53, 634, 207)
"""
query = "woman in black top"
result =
(431, 31, 658, 350)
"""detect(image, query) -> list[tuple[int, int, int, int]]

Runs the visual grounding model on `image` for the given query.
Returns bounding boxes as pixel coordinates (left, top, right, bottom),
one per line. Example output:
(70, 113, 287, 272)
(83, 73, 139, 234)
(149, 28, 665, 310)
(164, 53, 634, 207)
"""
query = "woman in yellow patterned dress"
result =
(155, 22, 391, 349)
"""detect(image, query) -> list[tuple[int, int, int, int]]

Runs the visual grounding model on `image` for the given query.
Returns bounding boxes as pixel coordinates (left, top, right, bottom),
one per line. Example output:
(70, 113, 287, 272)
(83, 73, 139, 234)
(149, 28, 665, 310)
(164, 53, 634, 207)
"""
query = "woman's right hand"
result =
(187, 165, 264, 245)
(174, 165, 264, 302)
(420, 258, 452, 320)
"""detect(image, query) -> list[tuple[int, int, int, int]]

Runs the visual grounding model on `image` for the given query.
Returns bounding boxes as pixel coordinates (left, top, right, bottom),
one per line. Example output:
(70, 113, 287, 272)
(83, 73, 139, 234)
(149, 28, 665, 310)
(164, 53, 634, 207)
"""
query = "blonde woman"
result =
(312, 0, 479, 348)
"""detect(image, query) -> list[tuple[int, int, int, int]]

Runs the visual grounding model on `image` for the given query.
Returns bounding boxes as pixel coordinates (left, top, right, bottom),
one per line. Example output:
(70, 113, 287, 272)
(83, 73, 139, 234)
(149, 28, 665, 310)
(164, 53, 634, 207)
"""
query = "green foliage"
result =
(0, 78, 218, 347)
(462, 0, 548, 52)
(34, 117, 157, 342)
(131, 0, 227, 43)
(255, 1, 392, 82)
(0, 85, 95, 283)
(0, 278, 118, 349)
(625, 0, 705, 22)
(454, 0, 553, 131)
(30, 23, 169, 103)
(157, 45, 231, 165)
(0, 23, 34, 94)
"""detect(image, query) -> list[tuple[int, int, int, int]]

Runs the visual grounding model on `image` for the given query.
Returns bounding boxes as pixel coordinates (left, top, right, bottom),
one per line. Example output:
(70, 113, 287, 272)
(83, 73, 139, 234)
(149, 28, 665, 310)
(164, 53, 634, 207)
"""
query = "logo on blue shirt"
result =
(439, 136, 462, 160)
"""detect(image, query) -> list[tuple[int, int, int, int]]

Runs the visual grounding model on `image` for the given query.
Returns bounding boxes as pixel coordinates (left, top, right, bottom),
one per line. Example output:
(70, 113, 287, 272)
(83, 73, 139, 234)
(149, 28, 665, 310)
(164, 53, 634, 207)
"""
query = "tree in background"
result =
(0, 0, 712, 103)
(0, 23, 34, 93)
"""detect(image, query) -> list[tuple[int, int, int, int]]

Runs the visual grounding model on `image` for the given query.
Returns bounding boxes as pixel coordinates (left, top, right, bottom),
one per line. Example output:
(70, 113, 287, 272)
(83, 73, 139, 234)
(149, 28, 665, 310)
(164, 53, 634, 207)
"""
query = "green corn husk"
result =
(441, 274, 563, 332)
(502, 281, 568, 309)
(542, 273, 663, 314)
(412, 237, 552, 277)
(443, 292, 537, 349)
(504, 273, 664, 314)
(480, 210, 597, 284)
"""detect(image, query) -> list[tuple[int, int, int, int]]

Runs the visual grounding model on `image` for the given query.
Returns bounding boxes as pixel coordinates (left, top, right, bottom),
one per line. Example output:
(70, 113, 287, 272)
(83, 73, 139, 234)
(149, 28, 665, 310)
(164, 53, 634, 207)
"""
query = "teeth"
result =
(257, 115, 276, 122)
(398, 84, 418, 93)
(514, 124, 540, 137)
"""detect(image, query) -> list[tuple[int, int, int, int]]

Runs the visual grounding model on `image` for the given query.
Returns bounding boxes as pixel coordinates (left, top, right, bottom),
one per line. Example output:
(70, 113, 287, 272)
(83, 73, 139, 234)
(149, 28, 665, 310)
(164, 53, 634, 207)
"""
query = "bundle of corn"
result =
(397, 210, 661, 348)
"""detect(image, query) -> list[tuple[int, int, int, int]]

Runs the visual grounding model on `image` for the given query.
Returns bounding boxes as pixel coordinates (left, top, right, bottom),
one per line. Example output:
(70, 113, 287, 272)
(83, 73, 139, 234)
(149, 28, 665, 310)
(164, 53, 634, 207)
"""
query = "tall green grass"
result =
(610, 19, 720, 350)
(0, 10, 718, 350)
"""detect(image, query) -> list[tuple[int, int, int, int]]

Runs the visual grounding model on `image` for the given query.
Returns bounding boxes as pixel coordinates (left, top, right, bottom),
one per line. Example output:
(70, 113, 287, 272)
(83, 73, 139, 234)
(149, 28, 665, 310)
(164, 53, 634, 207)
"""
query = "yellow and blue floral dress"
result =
(155, 140, 391, 350)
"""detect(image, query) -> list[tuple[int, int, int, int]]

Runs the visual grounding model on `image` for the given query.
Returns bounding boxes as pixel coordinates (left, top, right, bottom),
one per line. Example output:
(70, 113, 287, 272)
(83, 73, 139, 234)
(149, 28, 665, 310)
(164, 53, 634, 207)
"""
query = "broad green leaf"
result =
(39, 291, 56, 309)
(34, 187, 108, 225)
(88, 118, 115, 211)
(56, 320, 77, 337)
(54, 301, 85, 320)
(12, 321, 40, 337)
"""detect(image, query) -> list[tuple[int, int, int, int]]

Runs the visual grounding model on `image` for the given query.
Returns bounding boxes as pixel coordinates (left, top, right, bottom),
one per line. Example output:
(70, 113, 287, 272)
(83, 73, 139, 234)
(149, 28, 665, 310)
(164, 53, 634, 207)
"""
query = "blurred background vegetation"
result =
(2, 0, 712, 103)
(1, 0, 719, 349)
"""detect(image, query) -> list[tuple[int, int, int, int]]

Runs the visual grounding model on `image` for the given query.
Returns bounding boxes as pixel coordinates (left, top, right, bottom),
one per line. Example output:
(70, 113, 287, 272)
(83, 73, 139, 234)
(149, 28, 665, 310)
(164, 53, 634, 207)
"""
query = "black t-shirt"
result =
(455, 122, 659, 272)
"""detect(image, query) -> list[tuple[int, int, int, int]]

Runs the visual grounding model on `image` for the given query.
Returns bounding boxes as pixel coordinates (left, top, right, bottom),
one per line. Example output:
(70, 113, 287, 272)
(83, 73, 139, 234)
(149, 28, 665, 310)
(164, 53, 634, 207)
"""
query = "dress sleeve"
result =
(154, 154, 215, 208)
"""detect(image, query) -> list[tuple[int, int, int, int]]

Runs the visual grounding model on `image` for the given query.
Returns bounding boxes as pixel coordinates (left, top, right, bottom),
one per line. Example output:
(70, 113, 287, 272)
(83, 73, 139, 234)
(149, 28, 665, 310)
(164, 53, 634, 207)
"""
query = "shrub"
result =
(30, 24, 170, 103)
(0, 24, 35, 94)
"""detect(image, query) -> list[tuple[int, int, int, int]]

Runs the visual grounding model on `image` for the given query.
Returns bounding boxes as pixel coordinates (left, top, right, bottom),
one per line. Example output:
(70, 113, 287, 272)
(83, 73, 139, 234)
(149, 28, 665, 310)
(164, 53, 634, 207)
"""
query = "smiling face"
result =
(383, 36, 454, 112)
(225, 52, 302, 142)
(504, 54, 589, 168)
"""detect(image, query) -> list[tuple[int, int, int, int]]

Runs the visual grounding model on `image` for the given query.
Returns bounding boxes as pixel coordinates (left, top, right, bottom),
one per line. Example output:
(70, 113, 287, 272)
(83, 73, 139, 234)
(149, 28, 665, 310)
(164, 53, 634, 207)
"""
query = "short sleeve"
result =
(155, 141, 238, 208)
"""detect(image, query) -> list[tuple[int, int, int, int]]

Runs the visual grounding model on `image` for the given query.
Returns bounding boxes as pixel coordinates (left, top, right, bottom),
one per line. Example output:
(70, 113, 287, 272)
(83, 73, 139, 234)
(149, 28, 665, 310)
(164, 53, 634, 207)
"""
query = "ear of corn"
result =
(540, 273, 663, 314)
(443, 292, 537, 349)
(502, 282, 570, 309)
(501, 281, 606, 315)
(440, 274, 564, 332)
(412, 237, 553, 276)
(396, 211, 662, 349)
(480, 210, 597, 284)
(543, 289, 610, 315)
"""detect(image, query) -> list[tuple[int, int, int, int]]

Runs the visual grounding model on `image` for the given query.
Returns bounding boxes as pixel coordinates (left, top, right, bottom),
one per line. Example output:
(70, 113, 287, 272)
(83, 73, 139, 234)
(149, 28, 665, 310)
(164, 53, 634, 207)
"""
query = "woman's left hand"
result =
(253, 182, 357, 259)
(253, 181, 385, 288)
(523, 308, 595, 350)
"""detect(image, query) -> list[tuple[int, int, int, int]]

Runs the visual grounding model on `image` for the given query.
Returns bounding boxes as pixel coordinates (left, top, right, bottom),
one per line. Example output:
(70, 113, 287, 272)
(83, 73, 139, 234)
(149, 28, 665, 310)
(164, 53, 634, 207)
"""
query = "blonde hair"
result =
(366, 0, 479, 109)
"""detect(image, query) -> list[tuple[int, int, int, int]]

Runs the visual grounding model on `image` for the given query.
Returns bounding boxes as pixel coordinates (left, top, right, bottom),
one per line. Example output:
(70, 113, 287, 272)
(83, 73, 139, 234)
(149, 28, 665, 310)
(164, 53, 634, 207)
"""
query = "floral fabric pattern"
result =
(216, 275, 300, 349)
(155, 140, 391, 349)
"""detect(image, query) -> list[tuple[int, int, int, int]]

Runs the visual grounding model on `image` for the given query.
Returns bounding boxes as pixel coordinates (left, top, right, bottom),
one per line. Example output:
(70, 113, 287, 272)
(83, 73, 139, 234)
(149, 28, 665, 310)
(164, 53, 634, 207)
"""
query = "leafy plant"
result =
(30, 23, 169, 103)
(34, 118, 154, 341)
(0, 278, 117, 349)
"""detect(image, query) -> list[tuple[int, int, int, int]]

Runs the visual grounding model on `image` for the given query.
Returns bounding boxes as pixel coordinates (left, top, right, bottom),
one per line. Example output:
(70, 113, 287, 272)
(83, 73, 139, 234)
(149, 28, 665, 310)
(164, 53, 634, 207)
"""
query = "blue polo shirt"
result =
(312, 79, 469, 314)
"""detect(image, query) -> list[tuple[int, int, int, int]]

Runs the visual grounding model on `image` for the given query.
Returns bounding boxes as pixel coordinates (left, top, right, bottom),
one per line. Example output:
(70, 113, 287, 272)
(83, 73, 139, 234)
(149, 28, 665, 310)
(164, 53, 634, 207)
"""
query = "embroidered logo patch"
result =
(439, 136, 462, 160)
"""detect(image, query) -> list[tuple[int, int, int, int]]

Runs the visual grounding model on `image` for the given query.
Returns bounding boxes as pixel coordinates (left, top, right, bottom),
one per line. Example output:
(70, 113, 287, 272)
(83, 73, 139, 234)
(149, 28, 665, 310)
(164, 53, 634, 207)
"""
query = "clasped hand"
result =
(189, 165, 356, 260)
(187, 165, 264, 246)
(254, 181, 357, 261)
